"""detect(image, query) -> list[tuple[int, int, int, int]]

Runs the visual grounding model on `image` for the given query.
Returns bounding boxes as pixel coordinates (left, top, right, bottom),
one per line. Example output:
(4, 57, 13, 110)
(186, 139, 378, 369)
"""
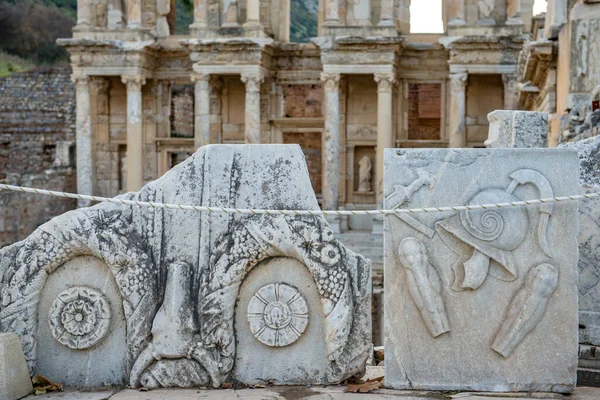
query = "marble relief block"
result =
(0, 144, 371, 388)
(384, 148, 579, 393)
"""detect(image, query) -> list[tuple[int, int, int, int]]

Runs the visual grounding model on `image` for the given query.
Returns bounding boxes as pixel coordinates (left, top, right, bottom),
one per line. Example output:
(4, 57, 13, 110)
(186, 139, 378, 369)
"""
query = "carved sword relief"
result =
(390, 168, 561, 357)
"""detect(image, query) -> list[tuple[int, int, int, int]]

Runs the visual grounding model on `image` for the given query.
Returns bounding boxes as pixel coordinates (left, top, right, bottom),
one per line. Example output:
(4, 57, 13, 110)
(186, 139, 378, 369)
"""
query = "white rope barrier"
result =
(0, 183, 598, 216)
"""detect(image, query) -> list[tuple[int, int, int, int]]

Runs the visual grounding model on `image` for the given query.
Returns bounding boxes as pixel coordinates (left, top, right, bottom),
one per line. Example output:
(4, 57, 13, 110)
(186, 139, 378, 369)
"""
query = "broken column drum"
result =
(384, 148, 579, 393)
(0, 144, 372, 388)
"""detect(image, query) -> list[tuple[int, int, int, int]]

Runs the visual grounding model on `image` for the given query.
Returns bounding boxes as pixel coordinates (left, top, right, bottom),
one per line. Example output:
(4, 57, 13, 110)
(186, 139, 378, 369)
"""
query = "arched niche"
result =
(36, 256, 127, 386)
(233, 257, 329, 384)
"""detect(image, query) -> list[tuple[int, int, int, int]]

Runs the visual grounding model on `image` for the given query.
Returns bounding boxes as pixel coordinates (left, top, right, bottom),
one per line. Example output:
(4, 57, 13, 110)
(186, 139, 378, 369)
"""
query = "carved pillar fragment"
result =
(192, 73, 211, 149)
(320, 73, 341, 210)
(448, 72, 468, 148)
(374, 73, 395, 205)
(73, 75, 95, 205)
(122, 75, 146, 191)
(241, 73, 264, 144)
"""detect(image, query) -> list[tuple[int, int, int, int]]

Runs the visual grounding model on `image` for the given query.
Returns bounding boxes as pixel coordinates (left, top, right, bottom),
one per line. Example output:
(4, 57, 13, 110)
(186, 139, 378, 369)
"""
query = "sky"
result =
(410, 0, 548, 33)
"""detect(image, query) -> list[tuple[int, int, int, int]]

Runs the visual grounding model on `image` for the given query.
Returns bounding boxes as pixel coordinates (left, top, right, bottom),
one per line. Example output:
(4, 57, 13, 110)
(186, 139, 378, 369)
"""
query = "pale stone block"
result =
(559, 136, 600, 346)
(0, 333, 32, 400)
(486, 110, 548, 149)
(0, 144, 371, 389)
(384, 148, 579, 393)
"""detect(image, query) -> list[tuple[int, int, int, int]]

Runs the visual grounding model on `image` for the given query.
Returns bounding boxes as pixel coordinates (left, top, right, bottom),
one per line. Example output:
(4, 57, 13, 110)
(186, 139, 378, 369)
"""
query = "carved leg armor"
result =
(397, 237, 450, 337)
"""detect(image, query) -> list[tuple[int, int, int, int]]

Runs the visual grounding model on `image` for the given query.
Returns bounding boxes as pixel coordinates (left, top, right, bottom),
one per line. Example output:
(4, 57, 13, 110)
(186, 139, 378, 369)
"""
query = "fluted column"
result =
(192, 0, 208, 27)
(127, 0, 142, 29)
(503, 74, 518, 110)
(324, 0, 340, 25)
(448, 72, 468, 148)
(379, 0, 394, 26)
(241, 73, 264, 144)
(245, 0, 260, 25)
(192, 73, 211, 149)
(447, 0, 466, 26)
(320, 73, 341, 210)
(73, 75, 94, 206)
(374, 73, 395, 205)
(122, 75, 146, 191)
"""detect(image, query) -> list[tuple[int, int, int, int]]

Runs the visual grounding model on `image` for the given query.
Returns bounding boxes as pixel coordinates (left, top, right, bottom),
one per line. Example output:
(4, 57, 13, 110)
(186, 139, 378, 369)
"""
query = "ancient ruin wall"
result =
(0, 67, 77, 247)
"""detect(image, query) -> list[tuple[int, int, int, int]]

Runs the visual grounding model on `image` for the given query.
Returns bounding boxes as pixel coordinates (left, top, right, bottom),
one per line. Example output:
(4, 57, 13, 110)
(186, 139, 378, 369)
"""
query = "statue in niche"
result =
(223, 1, 239, 26)
(391, 168, 560, 357)
(357, 156, 372, 192)
(478, 0, 494, 18)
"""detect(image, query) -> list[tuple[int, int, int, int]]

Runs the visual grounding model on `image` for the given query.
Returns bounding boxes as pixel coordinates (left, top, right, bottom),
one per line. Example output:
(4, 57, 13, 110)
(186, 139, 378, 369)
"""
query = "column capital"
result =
(71, 74, 90, 86)
(374, 73, 396, 92)
(91, 77, 110, 95)
(449, 72, 468, 90)
(191, 73, 211, 83)
(121, 74, 146, 91)
(320, 73, 341, 91)
(241, 73, 264, 92)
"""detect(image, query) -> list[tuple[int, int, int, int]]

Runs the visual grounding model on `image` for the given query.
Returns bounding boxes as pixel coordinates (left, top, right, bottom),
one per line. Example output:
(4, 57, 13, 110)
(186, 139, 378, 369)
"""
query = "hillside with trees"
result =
(0, 0, 317, 76)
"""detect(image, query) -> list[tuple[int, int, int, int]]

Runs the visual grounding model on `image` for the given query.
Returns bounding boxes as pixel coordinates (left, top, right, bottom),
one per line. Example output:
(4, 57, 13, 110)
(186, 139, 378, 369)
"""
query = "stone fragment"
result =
(384, 148, 579, 393)
(0, 333, 33, 400)
(0, 144, 371, 388)
(486, 110, 548, 149)
(559, 136, 600, 346)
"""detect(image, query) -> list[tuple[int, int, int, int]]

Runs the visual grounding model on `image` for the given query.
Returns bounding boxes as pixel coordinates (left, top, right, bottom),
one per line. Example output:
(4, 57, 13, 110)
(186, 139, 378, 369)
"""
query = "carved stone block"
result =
(0, 144, 371, 388)
(384, 148, 579, 393)
(486, 110, 548, 149)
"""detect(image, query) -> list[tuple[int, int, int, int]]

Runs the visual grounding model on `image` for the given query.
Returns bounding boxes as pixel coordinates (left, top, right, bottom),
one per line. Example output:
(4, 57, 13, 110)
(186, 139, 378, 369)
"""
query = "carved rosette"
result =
(48, 286, 111, 350)
(247, 283, 309, 347)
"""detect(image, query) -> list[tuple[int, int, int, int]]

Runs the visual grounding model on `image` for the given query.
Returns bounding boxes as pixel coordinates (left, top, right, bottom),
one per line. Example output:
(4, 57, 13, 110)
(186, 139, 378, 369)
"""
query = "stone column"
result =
(447, 0, 466, 26)
(192, 0, 208, 27)
(241, 73, 264, 144)
(76, 0, 91, 28)
(127, 0, 142, 29)
(324, 0, 340, 25)
(245, 0, 260, 25)
(448, 72, 468, 148)
(503, 74, 518, 110)
(192, 73, 211, 149)
(507, 0, 523, 24)
(73, 75, 95, 205)
(379, 0, 394, 26)
(374, 73, 395, 205)
(320, 73, 341, 210)
(122, 75, 146, 191)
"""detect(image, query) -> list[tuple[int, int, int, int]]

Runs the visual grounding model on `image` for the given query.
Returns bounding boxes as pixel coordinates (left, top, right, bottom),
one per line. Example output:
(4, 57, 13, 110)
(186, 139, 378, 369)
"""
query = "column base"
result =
(447, 18, 467, 27)
(378, 20, 394, 27)
(505, 17, 524, 26)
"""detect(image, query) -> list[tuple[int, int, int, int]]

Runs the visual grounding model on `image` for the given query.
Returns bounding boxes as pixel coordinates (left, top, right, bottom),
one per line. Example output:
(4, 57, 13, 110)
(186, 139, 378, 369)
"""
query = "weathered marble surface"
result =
(0, 144, 371, 388)
(0, 333, 32, 400)
(486, 110, 548, 149)
(384, 149, 579, 393)
(560, 136, 600, 346)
